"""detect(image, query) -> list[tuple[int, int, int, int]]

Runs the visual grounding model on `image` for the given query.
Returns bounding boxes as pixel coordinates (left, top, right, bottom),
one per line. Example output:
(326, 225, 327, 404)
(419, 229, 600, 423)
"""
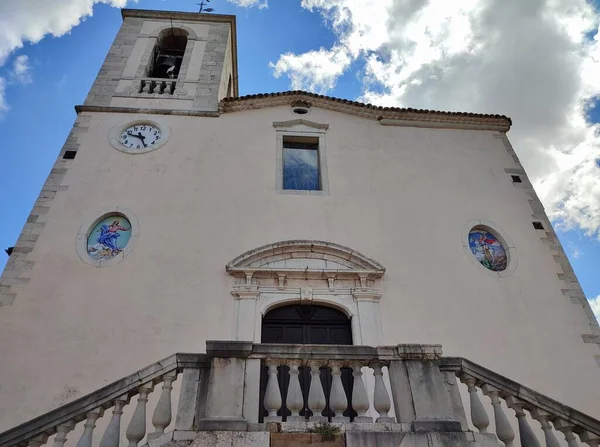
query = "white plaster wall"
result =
(0, 106, 598, 430)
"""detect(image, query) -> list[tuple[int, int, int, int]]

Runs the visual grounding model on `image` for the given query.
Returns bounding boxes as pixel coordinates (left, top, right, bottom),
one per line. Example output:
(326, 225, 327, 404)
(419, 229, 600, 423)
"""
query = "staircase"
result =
(1, 341, 599, 447)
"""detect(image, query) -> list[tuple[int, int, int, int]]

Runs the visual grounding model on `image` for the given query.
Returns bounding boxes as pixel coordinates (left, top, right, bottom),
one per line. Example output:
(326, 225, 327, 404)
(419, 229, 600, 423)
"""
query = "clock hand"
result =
(126, 132, 142, 139)
(136, 132, 147, 148)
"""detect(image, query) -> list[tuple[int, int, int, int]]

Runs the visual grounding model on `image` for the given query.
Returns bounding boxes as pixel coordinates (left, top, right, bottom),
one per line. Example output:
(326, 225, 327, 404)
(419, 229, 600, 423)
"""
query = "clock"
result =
(109, 119, 170, 154)
(119, 123, 162, 151)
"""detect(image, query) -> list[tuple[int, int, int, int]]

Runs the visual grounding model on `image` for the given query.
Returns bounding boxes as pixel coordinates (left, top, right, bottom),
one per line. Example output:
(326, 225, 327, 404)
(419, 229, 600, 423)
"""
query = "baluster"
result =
(554, 419, 580, 447)
(307, 360, 326, 422)
(126, 384, 153, 447)
(531, 409, 562, 447)
(151, 372, 176, 438)
(138, 80, 145, 93)
(286, 360, 304, 422)
(350, 361, 371, 423)
(76, 407, 104, 447)
(329, 361, 349, 422)
(580, 431, 600, 447)
(462, 376, 489, 433)
(505, 397, 541, 447)
(371, 361, 393, 423)
(29, 434, 49, 447)
(264, 359, 282, 422)
(482, 385, 514, 446)
(53, 421, 75, 447)
(99, 396, 128, 447)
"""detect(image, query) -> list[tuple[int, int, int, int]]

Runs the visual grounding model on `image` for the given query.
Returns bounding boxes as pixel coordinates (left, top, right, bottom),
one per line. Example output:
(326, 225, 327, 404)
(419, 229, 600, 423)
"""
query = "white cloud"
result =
(0, 0, 131, 116)
(227, 0, 268, 8)
(270, 46, 351, 94)
(567, 241, 583, 259)
(0, 78, 9, 115)
(11, 55, 32, 84)
(589, 296, 600, 323)
(0, 0, 129, 66)
(271, 0, 600, 237)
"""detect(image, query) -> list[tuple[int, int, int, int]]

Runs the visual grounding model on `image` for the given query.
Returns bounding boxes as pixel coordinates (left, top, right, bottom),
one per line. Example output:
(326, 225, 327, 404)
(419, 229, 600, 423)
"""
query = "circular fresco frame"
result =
(77, 207, 140, 267)
(108, 117, 171, 154)
(461, 220, 517, 278)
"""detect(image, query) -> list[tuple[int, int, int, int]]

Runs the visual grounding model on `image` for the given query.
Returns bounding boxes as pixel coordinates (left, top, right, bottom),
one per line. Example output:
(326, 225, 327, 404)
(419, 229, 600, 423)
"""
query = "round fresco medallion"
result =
(87, 215, 132, 261)
(468, 228, 507, 272)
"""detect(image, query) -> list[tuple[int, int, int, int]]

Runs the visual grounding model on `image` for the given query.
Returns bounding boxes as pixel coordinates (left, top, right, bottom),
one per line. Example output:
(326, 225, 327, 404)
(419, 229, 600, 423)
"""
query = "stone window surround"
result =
(461, 219, 518, 278)
(108, 117, 171, 154)
(226, 240, 385, 346)
(274, 119, 330, 196)
(76, 206, 140, 268)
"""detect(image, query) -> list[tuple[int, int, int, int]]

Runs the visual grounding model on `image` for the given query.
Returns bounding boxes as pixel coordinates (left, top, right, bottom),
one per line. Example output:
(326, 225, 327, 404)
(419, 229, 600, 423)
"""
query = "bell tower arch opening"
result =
(147, 28, 189, 79)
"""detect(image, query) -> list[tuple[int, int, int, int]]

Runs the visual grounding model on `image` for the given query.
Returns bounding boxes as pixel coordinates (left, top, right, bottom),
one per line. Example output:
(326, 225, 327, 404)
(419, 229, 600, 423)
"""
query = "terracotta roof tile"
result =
(222, 90, 512, 125)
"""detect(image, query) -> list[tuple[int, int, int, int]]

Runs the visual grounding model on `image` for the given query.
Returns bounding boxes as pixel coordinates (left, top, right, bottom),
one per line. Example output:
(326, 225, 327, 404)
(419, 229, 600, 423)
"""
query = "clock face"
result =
(119, 123, 162, 152)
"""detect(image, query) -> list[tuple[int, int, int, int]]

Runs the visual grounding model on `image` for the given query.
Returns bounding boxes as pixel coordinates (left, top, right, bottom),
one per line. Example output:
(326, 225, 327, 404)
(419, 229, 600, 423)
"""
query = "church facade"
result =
(1, 8, 600, 447)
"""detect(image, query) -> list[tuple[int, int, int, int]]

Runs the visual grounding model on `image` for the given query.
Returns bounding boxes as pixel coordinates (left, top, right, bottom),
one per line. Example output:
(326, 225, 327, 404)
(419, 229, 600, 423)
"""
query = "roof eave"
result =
(220, 91, 512, 132)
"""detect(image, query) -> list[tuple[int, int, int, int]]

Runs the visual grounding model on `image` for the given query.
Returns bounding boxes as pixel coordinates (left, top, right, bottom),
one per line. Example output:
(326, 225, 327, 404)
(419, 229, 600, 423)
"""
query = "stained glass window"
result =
(283, 142, 320, 191)
(468, 228, 507, 272)
(87, 215, 132, 261)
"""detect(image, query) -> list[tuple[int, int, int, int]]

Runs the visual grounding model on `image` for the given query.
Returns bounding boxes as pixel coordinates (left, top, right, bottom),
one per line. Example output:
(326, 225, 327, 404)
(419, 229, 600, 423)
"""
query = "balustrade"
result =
(3, 346, 600, 447)
(442, 358, 600, 447)
(0, 354, 203, 447)
(258, 356, 393, 424)
(138, 78, 177, 95)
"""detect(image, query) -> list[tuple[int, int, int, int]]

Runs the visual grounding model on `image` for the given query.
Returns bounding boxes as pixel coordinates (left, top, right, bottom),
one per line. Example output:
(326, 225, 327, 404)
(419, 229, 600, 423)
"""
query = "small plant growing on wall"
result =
(308, 421, 341, 441)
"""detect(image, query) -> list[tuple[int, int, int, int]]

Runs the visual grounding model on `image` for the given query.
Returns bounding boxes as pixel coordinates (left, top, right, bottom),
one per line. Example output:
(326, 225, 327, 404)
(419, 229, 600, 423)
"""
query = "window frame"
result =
(275, 127, 329, 195)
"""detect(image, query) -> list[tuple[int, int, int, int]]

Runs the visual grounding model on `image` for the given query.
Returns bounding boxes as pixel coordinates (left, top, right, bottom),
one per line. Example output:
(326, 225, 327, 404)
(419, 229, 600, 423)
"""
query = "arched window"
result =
(148, 28, 188, 79)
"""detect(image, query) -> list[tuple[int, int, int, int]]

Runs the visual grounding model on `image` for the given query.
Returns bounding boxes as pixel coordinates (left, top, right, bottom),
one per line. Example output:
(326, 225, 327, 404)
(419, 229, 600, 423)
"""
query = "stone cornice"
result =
(226, 240, 386, 272)
(122, 9, 236, 24)
(75, 105, 220, 117)
(221, 92, 512, 132)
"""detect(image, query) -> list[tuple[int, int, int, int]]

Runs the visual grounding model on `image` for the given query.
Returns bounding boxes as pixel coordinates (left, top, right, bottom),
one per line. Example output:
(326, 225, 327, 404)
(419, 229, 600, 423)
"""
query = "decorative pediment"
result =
(272, 119, 329, 131)
(226, 240, 385, 281)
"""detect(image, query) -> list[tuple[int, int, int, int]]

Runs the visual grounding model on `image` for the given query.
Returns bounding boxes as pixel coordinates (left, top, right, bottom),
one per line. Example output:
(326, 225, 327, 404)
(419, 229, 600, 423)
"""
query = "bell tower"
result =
(83, 9, 238, 112)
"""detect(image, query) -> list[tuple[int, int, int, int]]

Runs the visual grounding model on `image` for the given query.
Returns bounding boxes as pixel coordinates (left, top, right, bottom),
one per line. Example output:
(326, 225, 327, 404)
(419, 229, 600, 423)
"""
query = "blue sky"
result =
(0, 0, 599, 318)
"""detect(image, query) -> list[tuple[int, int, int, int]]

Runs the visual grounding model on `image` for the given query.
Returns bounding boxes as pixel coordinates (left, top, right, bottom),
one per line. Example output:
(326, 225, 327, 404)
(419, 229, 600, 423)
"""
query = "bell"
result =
(160, 55, 177, 70)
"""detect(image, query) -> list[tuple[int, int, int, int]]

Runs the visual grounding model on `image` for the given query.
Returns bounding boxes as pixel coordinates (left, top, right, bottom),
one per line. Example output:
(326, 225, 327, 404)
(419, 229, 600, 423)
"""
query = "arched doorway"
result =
(259, 304, 356, 422)
(262, 304, 353, 345)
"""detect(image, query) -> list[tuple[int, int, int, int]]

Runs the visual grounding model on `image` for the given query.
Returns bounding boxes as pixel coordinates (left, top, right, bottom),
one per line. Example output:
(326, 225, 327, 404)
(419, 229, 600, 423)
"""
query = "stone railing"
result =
(138, 78, 177, 95)
(0, 354, 209, 447)
(440, 357, 600, 446)
(200, 341, 468, 433)
(252, 344, 395, 423)
(2, 343, 600, 447)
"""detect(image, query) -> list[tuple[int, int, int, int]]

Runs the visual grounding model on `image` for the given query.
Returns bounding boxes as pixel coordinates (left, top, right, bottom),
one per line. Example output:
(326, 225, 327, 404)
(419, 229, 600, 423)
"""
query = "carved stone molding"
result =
(291, 99, 312, 109)
(272, 119, 329, 130)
